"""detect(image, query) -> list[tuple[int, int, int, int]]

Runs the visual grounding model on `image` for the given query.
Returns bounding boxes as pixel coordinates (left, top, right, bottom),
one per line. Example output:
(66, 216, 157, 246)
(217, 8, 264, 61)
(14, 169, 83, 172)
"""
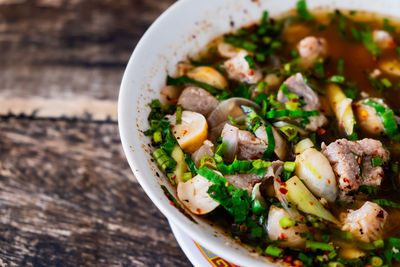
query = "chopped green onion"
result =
(279, 216, 295, 228)
(265, 245, 283, 257)
(244, 55, 256, 69)
(296, 0, 314, 21)
(317, 24, 327, 31)
(153, 148, 176, 172)
(328, 251, 337, 260)
(256, 53, 265, 62)
(383, 18, 396, 33)
(337, 59, 344, 75)
(329, 75, 345, 83)
(266, 109, 319, 119)
(176, 106, 182, 124)
(279, 125, 298, 141)
(215, 141, 228, 156)
(360, 28, 381, 57)
(252, 159, 271, 169)
(305, 241, 335, 252)
(284, 161, 296, 172)
(358, 185, 378, 196)
(153, 131, 162, 143)
(213, 153, 223, 164)
(263, 124, 275, 159)
(328, 262, 344, 267)
(252, 199, 265, 215)
(322, 235, 331, 242)
(314, 61, 325, 78)
(372, 199, 400, 209)
(199, 155, 216, 169)
(370, 256, 383, 267)
(373, 239, 384, 248)
(350, 27, 361, 41)
(371, 157, 383, 167)
(298, 253, 313, 265)
(183, 172, 192, 182)
(381, 78, 392, 88)
(184, 154, 198, 175)
(167, 75, 220, 95)
(280, 84, 298, 100)
(254, 81, 267, 94)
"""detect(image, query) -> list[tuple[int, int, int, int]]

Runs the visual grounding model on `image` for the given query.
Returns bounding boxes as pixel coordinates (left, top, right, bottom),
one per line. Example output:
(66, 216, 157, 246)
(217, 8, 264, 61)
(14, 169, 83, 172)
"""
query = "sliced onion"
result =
(207, 97, 260, 129)
(221, 123, 239, 162)
(273, 121, 308, 135)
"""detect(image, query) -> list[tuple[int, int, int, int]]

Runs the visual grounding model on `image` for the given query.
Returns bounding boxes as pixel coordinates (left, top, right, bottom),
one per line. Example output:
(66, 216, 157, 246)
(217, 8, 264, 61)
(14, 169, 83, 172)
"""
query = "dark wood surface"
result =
(0, 0, 193, 266)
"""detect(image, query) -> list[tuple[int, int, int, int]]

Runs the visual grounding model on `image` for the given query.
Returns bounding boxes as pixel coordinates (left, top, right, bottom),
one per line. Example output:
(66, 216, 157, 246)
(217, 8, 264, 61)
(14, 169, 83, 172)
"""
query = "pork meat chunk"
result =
(223, 51, 262, 84)
(342, 201, 387, 242)
(322, 138, 389, 201)
(178, 86, 218, 117)
(237, 130, 267, 160)
(278, 73, 327, 131)
(297, 36, 327, 68)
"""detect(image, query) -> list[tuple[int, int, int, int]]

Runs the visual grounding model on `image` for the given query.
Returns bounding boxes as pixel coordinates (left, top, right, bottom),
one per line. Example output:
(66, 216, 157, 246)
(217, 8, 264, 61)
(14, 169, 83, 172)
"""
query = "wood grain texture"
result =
(0, 118, 190, 266)
(0, 0, 175, 100)
(0, 0, 193, 266)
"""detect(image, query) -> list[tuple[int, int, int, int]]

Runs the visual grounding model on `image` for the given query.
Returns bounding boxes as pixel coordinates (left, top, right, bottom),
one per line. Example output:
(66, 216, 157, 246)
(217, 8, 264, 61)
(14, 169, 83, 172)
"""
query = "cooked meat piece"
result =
(322, 138, 389, 201)
(277, 73, 327, 131)
(237, 130, 267, 160)
(373, 30, 395, 49)
(223, 51, 262, 84)
(191, 140, 214, 167)
(297, 36, 327, 68)
(224, 173, 261, 195)
(341, 201, 387, 242)
(178, 86, 218, 117)
(225, 160, 283, 195)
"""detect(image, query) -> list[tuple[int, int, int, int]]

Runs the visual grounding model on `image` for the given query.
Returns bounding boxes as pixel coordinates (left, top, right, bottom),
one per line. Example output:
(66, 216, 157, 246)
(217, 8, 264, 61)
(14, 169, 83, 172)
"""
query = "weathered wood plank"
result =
(0, 118, 190, 266)
(0, 0, 175, 101)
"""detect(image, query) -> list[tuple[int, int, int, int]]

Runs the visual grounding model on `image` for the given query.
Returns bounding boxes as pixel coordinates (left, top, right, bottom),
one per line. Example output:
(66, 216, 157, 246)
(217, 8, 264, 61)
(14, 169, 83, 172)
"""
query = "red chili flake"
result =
(343, 177, 349, 183)
(170, 201, 175, 206)
(389, 41, 397, 48)
(281, 182, 286, 186)
(183, 129, 188, 134)
(279, 233, 286, 240)
(317, 128, 326, 135)
(309, 201, 314, 206)
(248, 70, 254, 76)
(240, 224, 248, 232)
(292, 98, 299, 103)
(171, 174, 176, 180)
(275, 178, 281, 183)
(327, 179, 331, 184)
(283, 256, 293, 263)
(225, 182, 230, 187)
(357, 156, 362, 164)
(279, 187, 288, 195)
(196, 208, 201, 213)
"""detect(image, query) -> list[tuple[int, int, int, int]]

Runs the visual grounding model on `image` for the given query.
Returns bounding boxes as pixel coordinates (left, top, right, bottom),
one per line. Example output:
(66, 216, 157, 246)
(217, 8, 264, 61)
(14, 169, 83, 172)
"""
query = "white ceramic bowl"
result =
(118, 0, 400, 266)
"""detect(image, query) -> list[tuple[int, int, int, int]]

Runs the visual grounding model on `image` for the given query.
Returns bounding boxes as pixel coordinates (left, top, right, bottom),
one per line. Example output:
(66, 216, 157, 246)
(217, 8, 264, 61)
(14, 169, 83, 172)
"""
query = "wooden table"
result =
(0, 0, 192, 266)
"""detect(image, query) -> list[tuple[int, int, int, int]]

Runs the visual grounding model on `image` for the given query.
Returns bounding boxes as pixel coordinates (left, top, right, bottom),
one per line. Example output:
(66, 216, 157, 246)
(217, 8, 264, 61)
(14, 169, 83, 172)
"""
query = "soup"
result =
(144, 1, 400, 266)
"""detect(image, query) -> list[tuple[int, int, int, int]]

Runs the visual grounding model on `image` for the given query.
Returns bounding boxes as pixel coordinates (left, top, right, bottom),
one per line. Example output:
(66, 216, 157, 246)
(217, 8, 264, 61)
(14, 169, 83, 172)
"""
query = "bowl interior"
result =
(118, 0, 400, 265)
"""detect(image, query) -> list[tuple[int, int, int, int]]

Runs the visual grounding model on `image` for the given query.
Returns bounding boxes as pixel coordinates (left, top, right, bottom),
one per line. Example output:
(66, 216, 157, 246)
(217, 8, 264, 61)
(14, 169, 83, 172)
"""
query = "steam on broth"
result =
(145, 1, 400, 266)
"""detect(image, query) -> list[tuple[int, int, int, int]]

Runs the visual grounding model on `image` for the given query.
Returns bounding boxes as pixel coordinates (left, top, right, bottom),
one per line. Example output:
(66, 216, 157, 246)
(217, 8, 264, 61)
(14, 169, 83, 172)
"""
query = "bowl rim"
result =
(118, 0, 400, 265)
(117, 0, 277, 265)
